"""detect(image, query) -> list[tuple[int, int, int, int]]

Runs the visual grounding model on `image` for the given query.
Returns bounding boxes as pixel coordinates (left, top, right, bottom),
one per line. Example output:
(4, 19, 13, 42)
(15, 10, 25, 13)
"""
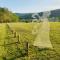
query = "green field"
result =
(0, 22, 60, 60)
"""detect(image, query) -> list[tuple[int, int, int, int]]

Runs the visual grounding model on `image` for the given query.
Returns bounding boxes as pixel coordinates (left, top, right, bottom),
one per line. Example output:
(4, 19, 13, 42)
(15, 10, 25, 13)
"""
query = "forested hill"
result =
(0, 7, 19, 23)
(15, 9, 60, 20)
(50, 9, 60, 17)
(15, 12, 43, 19)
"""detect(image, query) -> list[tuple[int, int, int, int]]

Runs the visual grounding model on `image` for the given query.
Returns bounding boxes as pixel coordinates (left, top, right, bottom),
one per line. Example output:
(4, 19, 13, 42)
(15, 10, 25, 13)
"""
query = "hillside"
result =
(15, 9, 60, 22)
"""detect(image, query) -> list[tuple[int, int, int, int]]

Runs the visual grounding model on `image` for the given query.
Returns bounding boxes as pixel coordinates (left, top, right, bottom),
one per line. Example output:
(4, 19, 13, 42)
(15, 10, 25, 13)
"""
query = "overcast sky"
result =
(0, 0, 60, 13)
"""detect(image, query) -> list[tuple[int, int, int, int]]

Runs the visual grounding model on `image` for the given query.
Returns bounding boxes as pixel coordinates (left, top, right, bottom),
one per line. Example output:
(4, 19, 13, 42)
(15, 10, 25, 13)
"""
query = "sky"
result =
(0, 0, 60, 13)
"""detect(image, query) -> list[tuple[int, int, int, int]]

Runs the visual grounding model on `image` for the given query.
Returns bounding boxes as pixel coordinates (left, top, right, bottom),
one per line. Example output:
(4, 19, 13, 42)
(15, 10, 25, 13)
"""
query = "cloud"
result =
(51, 0, 60, 5)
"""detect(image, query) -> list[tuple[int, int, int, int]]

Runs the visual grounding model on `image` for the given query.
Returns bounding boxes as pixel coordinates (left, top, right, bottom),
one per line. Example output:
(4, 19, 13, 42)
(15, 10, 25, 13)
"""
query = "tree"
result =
(0, 7, 19, 23)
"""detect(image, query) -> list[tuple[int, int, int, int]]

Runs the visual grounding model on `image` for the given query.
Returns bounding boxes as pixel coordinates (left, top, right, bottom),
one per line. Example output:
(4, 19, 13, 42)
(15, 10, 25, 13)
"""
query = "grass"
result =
(0, 22, 60, 60)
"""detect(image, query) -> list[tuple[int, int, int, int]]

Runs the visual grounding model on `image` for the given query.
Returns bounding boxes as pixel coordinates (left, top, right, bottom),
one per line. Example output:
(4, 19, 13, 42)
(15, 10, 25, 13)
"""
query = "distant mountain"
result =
(15, 12, 43, 19)
(50, 9, 60, 17)
(15, 9, 60, 22)
(16, 13, 33, 19)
